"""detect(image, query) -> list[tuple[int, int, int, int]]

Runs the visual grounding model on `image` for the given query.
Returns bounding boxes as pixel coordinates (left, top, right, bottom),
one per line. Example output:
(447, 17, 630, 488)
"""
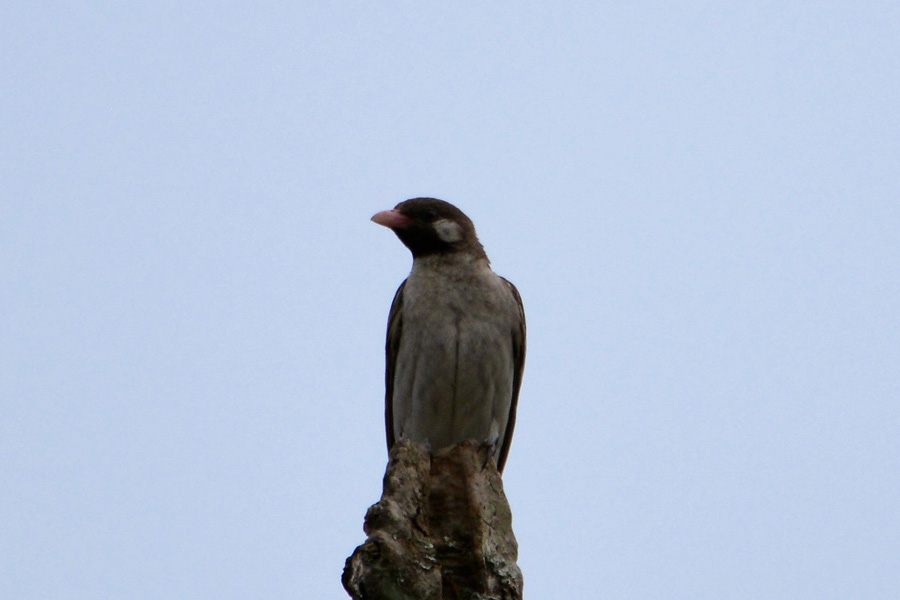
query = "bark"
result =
(342, 440, 523, 600)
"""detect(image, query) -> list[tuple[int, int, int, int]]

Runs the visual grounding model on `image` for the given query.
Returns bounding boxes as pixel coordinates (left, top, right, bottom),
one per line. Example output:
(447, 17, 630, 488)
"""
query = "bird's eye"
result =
(423, 208, 439, 221)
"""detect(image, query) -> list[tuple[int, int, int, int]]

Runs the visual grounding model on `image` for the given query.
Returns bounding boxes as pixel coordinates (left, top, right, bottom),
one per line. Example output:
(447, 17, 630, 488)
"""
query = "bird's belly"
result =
(392, 312, 513, 451)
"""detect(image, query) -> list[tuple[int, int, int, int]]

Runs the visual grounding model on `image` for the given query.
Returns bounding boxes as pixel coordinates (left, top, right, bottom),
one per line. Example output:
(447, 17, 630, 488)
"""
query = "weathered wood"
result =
(343, 440, 523, 600)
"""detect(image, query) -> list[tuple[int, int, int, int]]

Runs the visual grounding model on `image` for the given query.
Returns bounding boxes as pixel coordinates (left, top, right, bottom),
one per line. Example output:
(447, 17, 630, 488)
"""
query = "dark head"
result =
(371, 198, 487, 260)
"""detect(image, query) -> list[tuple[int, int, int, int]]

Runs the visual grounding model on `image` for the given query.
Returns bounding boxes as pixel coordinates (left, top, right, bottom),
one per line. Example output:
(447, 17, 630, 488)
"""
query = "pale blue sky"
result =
(3, 3, 899, 599)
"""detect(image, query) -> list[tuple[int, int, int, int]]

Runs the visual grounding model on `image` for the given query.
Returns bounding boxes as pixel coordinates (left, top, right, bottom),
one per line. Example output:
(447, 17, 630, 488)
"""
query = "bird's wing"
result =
(496, 277, 526, 473)
(384, 279, 407, 452)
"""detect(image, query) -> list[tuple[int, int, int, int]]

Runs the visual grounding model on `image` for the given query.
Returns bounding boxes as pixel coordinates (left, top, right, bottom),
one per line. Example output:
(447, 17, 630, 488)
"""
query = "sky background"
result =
(3, 2, 899, 599)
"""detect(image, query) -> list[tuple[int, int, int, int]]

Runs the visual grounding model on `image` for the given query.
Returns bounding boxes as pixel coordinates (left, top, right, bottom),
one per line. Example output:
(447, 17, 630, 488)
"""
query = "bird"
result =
(371, 198, 526, 473)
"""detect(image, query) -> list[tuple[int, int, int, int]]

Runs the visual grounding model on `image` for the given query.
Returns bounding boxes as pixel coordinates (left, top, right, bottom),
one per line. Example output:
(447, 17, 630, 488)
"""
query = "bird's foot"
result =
(478, 440, 498, 471)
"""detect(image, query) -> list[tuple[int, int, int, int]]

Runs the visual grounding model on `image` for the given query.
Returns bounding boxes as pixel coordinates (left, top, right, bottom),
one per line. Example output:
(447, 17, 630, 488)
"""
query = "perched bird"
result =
(371, 198, 526, 473)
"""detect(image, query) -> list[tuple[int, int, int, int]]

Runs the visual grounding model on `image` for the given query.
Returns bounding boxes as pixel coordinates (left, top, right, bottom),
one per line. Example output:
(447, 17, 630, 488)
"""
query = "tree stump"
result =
(342, 439, 523, 600)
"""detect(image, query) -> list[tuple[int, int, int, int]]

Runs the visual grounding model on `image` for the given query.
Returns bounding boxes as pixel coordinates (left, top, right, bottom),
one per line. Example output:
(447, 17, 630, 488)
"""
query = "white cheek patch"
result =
(433, 219, 462, 243)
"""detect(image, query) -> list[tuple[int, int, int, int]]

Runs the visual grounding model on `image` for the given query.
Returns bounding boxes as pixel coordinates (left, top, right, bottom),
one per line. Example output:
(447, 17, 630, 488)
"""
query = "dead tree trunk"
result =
(342, 439, 523, 600)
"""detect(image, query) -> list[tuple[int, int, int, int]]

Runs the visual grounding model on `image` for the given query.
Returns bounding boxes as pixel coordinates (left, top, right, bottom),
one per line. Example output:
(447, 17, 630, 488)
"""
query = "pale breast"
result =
(392, 261, 517, 451)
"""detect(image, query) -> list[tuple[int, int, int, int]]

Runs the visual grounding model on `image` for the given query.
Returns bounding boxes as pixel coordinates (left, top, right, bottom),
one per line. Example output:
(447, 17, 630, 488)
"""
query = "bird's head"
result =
(372, 198, 487, 260)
